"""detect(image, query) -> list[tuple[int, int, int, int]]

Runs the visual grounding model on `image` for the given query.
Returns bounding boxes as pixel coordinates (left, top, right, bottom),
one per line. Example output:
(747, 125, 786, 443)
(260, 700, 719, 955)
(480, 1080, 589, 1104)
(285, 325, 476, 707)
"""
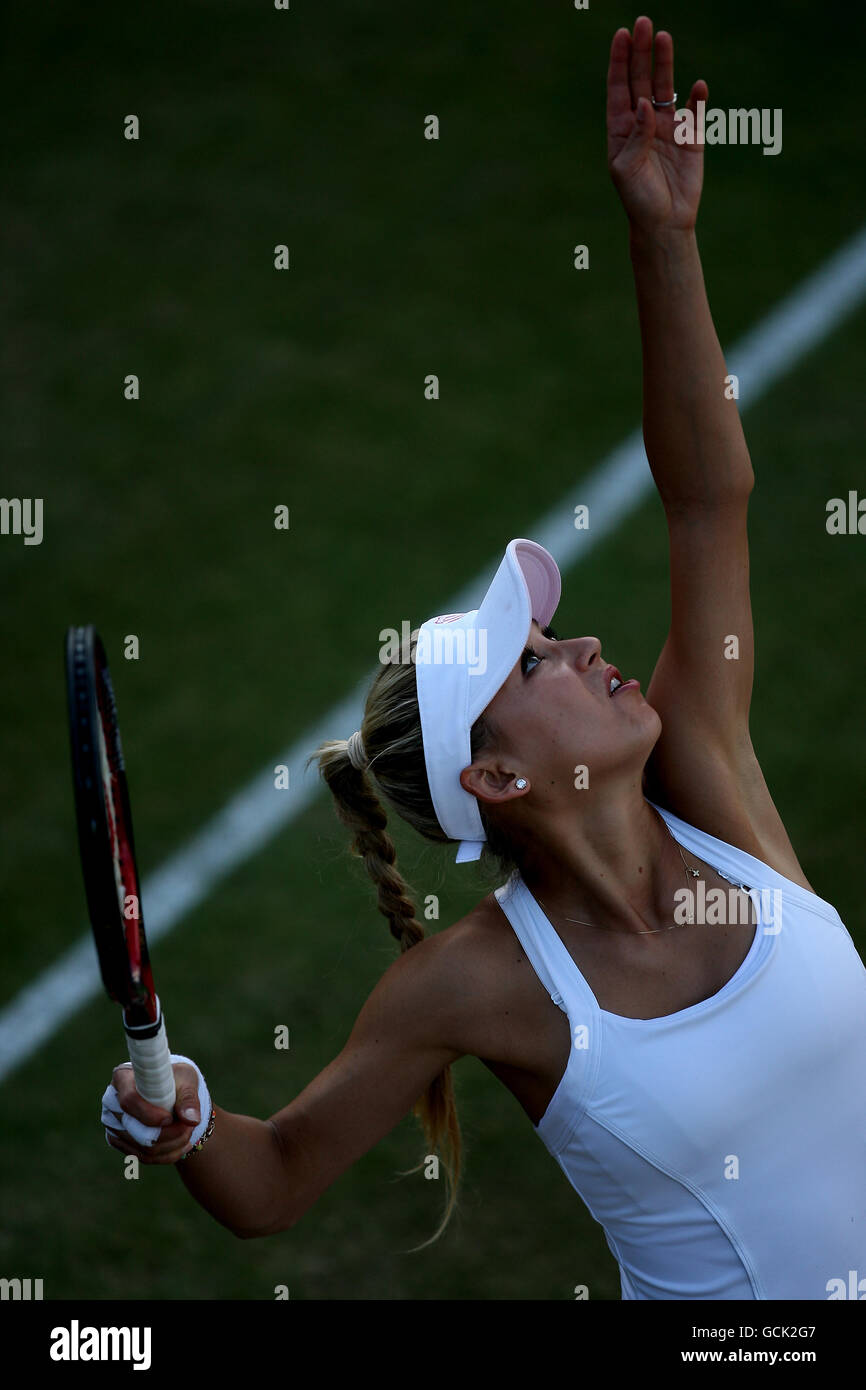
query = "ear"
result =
(459, 760, 528, 809)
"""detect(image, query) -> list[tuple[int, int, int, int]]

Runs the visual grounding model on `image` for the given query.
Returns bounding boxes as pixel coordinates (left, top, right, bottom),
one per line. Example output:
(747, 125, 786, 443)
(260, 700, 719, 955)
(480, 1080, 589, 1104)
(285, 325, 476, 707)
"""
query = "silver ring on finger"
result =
(651, 92, 678, 108)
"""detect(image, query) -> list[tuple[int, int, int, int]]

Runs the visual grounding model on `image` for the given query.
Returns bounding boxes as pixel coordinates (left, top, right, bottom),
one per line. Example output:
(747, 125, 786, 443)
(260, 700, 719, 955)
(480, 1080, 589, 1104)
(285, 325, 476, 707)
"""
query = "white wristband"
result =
(102, 1053, 212, 1149)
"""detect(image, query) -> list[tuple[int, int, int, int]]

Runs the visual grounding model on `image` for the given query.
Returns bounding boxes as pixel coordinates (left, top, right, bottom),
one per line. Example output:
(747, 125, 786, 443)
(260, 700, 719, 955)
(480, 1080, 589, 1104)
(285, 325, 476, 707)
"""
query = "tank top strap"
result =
(494, 871, 600, 1019)
(645, 797, 848, 934)
(647, 797, 761, 890)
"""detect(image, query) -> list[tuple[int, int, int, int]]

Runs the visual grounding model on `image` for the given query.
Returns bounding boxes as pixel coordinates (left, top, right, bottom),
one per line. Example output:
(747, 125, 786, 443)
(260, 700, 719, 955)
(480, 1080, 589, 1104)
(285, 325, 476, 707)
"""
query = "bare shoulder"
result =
(433, 892, 528, 992)
(425, 894, 560, 1070)
(405, 896, 509, 1050)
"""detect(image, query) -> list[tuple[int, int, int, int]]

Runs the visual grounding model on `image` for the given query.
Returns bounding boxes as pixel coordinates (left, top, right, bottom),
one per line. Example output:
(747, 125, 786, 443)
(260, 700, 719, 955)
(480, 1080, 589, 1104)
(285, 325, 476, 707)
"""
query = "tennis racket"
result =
(65, 625, 176, 1112)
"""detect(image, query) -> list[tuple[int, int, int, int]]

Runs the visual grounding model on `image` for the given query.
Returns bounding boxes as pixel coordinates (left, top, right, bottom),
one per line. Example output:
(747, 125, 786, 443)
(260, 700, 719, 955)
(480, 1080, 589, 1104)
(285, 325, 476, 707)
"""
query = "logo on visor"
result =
(433, 614, 464, 624)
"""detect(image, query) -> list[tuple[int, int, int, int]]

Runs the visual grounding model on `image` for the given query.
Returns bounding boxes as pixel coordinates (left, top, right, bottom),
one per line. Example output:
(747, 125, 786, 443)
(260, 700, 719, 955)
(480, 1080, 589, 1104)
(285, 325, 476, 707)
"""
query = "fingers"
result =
(105, 1059, 203, 1162)
(628, 15, 654, 108)
(112, 1060, 200, 1127)
(606, 27, 634, 126)
(682, 79, 709, 151)
(609, 20, 685, 116)
(652, 30, 674, 106)
(112, 1063, 173, 1128)
(106, 1126, 194, 1166)
(686, 77, 709, 114)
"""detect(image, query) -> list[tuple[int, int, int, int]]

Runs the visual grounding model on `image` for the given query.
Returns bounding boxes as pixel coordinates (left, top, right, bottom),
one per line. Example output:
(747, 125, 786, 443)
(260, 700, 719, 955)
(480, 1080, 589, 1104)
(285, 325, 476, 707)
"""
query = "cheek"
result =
(548, 696, 612, 757)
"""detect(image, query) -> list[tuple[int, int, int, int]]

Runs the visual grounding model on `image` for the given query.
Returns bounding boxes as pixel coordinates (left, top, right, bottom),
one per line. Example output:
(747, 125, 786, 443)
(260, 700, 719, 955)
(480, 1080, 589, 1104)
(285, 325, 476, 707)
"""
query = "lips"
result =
(606, 664, 639, 697)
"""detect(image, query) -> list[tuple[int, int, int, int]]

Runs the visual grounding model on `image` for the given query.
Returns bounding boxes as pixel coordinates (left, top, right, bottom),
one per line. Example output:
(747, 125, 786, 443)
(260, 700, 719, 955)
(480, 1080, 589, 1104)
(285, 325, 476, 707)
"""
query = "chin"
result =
(643, 705, 664, 753)
(645, 698, 662, 727)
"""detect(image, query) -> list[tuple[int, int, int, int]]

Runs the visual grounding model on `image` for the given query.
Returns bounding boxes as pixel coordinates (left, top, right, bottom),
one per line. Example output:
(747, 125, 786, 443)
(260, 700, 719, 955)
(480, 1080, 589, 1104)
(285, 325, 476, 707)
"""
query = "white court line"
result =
(2, 222, 866, 1086)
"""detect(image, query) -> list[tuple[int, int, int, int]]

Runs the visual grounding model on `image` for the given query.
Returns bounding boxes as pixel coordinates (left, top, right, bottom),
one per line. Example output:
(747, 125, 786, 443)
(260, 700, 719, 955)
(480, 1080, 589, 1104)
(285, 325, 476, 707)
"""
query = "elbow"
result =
(720, 466, 756, 505)
(231, 1211, 296, 1241)
(229, 1122, 300, 1238)
(231, 1224, 270, 1240)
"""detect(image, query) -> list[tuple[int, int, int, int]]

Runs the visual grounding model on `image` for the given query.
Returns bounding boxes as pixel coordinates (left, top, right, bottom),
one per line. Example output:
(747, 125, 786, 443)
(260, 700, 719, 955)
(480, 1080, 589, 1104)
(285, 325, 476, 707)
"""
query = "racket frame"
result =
(65, 626, 176, 1110)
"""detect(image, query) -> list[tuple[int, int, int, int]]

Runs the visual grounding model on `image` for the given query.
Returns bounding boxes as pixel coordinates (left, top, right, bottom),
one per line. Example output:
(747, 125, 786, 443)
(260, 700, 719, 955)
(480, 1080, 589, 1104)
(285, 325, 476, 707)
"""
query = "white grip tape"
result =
(126, 1012, 176, 1111)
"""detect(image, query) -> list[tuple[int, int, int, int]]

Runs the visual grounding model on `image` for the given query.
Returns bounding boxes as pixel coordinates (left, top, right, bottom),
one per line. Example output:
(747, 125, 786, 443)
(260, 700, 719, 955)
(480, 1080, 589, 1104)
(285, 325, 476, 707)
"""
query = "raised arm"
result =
(607, 19, 812, 887)
(608, 19, 753, 755)
(608, 18, 754, 509)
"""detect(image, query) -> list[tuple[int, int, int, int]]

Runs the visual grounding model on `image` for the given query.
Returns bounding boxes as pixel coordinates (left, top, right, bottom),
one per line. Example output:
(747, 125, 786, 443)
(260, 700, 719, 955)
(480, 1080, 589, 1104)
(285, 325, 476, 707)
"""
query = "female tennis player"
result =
(101, 17, 866, 1298)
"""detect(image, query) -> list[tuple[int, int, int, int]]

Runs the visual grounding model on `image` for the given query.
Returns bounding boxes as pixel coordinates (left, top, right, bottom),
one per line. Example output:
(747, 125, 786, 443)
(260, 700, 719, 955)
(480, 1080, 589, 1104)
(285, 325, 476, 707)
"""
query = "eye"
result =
(521, 625, 560, 676)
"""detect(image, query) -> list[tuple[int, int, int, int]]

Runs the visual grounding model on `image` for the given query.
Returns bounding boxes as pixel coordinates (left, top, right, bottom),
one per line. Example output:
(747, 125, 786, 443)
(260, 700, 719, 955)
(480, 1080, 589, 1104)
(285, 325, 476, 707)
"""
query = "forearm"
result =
(629, 225, 754, 509)
(175, 1107, 290, 1239)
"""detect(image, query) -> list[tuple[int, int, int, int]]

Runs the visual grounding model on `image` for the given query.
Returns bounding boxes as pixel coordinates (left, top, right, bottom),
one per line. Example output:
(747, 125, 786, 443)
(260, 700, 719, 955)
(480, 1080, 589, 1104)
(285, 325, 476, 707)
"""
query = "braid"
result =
(326, 754, 425, 953)
(307, 630, 523, 1249)
(307, 635, 477, 1249)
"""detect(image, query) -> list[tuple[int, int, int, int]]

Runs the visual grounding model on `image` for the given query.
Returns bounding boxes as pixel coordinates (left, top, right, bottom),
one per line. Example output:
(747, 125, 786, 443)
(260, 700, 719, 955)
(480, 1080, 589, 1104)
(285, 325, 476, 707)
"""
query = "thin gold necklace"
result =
(538, 815, 702, 935)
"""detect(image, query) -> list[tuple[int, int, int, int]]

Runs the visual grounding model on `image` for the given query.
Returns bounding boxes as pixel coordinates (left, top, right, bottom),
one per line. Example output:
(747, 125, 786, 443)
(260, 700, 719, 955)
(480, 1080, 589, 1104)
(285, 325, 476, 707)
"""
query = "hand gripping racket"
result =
(65, 626, 176, 1112)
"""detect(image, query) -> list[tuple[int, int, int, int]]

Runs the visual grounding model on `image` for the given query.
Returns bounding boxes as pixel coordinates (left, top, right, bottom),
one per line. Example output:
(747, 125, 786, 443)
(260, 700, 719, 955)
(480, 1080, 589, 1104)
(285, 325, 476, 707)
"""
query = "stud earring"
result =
(515, 778, 527, 790)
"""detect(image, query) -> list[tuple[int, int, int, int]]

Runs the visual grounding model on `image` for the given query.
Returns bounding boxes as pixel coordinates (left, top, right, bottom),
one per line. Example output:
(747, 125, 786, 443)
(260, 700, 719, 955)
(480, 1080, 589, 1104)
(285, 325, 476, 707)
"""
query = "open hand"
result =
(607, 16, 707, 235)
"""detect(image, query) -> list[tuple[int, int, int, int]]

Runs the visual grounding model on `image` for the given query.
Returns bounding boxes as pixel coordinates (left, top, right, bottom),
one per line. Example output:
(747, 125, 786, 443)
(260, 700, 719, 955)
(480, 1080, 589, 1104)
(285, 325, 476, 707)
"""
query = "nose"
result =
(567, 636, 602, 670)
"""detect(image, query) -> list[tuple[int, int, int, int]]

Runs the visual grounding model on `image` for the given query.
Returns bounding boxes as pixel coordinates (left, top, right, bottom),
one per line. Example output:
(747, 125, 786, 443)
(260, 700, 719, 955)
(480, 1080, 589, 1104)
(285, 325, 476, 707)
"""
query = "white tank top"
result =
(493, 798, 866, 1299)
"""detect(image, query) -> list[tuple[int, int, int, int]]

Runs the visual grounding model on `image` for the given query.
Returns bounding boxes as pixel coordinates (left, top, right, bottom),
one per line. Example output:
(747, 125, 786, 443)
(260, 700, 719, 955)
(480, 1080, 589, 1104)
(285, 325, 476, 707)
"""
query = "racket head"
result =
(65, 625, 157, 1028)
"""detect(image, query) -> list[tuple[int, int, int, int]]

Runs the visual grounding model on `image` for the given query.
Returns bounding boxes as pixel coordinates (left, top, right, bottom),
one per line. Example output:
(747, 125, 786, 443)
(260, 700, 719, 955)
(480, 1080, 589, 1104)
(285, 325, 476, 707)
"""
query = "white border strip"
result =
(2, 223, 866, 1085)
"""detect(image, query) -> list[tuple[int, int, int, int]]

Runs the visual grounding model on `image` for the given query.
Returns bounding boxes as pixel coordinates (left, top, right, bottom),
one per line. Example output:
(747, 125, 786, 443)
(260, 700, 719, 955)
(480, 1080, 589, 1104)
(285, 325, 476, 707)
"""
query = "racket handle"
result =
(124, 999, 177, 1111)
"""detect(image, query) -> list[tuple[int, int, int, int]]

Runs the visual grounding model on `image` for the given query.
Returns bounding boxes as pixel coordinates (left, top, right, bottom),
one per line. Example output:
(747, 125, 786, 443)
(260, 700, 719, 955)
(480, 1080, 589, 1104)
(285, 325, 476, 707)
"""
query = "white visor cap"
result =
(415, 538, 561, 863)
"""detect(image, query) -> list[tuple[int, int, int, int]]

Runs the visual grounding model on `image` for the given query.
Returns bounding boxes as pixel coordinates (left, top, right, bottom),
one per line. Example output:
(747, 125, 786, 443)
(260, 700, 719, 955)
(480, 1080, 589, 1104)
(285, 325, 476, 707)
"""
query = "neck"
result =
(516, 781, 681, 937)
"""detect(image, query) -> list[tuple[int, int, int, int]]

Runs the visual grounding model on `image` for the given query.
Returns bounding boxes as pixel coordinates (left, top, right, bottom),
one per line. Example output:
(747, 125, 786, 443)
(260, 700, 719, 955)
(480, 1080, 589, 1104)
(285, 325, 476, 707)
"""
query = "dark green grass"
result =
(1, 0, 864, 1300)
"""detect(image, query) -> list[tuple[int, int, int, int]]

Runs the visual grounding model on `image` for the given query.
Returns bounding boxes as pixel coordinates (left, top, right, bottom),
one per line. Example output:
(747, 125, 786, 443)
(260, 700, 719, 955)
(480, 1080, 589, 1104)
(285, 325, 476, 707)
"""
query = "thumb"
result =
(176, 1091, 200, 1125)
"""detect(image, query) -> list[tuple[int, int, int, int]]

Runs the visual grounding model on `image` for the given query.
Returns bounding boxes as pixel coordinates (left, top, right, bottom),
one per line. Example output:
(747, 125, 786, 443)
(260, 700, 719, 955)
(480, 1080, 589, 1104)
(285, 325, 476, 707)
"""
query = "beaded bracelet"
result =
(178, 1107, 215, 1161)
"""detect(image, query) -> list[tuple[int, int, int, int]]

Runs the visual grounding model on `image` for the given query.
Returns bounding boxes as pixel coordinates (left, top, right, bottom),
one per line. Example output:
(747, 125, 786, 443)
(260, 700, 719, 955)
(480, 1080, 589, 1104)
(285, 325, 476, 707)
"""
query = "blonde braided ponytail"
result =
(308, 627, 525, 1246)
